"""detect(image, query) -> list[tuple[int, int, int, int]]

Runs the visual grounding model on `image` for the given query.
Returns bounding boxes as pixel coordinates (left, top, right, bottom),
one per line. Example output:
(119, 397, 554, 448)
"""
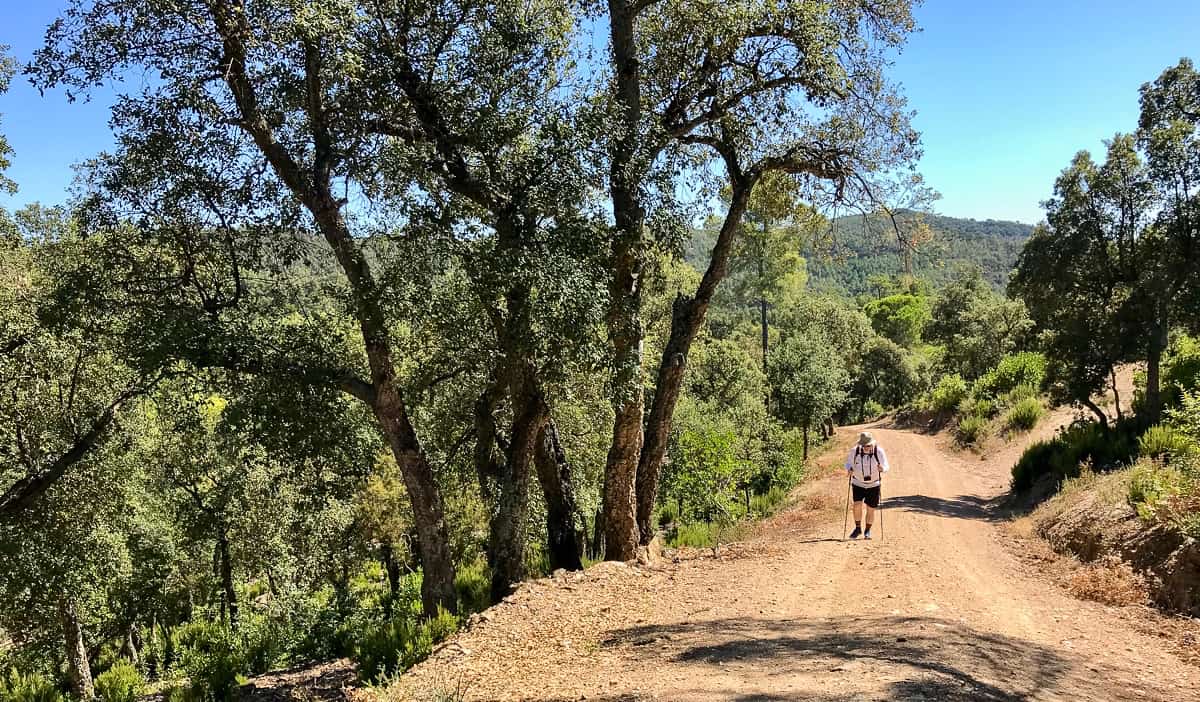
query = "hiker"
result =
(845, 432, 889, 539)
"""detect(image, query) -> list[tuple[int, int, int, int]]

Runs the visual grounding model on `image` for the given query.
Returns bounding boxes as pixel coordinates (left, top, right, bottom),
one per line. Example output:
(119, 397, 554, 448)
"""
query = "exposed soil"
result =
(388, 418, 1200, 702)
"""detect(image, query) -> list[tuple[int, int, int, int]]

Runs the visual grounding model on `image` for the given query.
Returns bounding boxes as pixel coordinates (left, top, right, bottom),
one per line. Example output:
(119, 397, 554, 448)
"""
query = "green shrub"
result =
(1139, 424, 1195, 461)
(667, 522, 721, 549)
(95, 661, 143, 702)
(955, 414, 988, 446)
(973, 352, 1048, 399)
(749, 486, 789, 517)
(960, 396, 997, 419)
(356, 609, 457, 683)
(930, 374, 969, 413)
(174, 622, 244, 702)
(1163, 336, 1200, 409)
(1128, 460, 1182, 521)
(1011, 421, 1140, 493)
(998, 384, 1038, 409)
(454, 560, 491, 616)
(0, 670, 63, 702)
(1005, 397, 1044, 432)
(862, 400, 886, 420)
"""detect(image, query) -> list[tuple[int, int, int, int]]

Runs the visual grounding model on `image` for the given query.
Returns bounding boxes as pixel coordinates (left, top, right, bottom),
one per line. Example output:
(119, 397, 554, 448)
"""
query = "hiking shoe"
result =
(863, 527, 873, 540)
(849, 526, 862, 539)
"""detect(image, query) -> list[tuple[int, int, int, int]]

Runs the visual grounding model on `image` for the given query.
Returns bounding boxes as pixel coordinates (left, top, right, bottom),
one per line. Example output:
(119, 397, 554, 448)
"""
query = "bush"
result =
(1005, 397, 1044, 432)
(998, 384, 1038, 409)
(1139, 424, 1195, 461)
(668, 522, 720, 549)
(173, 622, 244, 702)
(930, 374, 969, 413)
(454, 561, 491, 616)
(955, 414, 989, 446)
(960, 396, 997, 419)
(1012, 421, 1140, 493)
(95, 662, 143, 702)
(1128, 460, 1182, 521)
(973, 352, 1048, 399)
(356, 609, 457, 683)
(0, 670, 63, 702)
(749, 486, 789, 517)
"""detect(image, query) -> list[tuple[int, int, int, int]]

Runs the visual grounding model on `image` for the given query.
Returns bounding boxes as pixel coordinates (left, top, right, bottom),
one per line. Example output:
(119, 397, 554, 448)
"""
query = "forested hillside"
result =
(806, 212, 1033, 296)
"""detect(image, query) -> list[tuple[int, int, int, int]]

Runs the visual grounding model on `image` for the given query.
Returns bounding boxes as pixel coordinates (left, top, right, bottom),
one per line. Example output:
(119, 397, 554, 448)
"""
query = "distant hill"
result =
(806, 212, 1034, 296)
(682, 211, 1034, 297)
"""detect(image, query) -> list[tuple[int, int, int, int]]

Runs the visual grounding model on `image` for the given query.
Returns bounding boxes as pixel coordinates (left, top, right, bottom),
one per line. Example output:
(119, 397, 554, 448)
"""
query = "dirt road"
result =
(395, 422, 1199, 701)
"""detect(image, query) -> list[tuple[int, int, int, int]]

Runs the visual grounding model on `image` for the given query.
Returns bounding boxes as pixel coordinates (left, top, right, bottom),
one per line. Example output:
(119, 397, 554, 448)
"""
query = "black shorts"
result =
(852, 484, 881, 508)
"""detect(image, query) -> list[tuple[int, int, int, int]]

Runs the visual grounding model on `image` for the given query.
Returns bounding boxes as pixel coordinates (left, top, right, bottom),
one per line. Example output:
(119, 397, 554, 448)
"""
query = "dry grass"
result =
(1067, 555, 1149, 607)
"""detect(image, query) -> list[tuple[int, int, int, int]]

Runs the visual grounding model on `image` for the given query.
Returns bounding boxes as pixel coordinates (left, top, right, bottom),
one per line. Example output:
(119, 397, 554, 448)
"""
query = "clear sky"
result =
(1, 1, 1199, 224)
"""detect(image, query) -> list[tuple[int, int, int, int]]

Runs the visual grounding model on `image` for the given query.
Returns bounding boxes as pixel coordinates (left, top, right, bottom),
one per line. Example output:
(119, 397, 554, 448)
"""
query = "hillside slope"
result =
(809, 212, 1033, 295)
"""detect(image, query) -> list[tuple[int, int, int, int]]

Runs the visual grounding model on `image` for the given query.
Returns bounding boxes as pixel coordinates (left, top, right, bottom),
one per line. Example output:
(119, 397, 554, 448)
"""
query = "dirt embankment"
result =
(1029, 470, 1200, 617)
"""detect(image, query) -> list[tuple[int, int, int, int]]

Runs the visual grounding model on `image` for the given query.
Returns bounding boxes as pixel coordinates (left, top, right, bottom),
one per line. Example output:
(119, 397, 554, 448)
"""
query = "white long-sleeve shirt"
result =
(845, 445, 890, 488)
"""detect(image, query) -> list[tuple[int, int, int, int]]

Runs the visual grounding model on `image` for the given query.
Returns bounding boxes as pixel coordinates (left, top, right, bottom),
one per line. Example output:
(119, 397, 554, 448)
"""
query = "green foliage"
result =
(454, 561, 491, 616)
(1012, 422, 1140, 493)
(1004, 397, 1044, 432)
(1139, 424, 1195, 461)
(95, 661, 143, 702)
(929, 374, 969, 413)
(955, 415, 989, 447)
(926, 268, 1033, 380)
(768, 332, 849, 438)
(960, 396, 997, 420)
(971, 352, 1047, 400)
(662, 425, 741, 524)
(667, 523, 726, 549)
(749, 486, 790, 518)
(1128, 461, 1183, 522)
(1162, 336, 1200, 409)
(0, 669, 63, 702)
(863, 293, 930, 348)
(1166, 388, 1200, 441)
(852, 337, 922, 412)
(173, 622, 243, 702)
(356, 609, 457, 684)
(809, 214, 1032, 297)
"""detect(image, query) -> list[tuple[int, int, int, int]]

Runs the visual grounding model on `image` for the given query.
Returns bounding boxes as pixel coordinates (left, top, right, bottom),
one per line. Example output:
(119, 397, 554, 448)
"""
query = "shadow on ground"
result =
(238, 660, 356, 702)
(534, 615, 1073, 701)
(881, 493, 1005, 522)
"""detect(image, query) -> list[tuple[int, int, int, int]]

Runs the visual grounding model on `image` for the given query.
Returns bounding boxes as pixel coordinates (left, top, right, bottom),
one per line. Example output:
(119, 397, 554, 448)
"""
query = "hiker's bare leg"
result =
(864, 504, 875, 527)
(853, 501, 864, 522)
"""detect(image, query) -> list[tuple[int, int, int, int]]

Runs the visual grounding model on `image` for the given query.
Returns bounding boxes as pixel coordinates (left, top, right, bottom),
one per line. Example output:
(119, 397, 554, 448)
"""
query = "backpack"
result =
(854, 445, 881, 482)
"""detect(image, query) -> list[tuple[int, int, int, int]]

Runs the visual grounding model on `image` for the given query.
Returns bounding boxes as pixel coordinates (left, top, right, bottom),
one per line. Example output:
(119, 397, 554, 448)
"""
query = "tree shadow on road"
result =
(881, 492, 1005, 522)
(562, 615, 1073, 702)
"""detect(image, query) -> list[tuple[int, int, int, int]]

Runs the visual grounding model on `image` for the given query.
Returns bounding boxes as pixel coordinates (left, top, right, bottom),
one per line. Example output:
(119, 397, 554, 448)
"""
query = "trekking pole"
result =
(842, 477, 851, 541)
(878, 481, 884, 540)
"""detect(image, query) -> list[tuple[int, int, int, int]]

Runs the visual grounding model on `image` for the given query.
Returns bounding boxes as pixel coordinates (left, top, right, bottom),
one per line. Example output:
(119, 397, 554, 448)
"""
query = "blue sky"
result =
(1, 1, 1198, 224)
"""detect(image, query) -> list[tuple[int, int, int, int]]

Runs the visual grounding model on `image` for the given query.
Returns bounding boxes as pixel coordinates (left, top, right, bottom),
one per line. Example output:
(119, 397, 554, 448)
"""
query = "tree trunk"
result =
(635, 183, 754, 544)
(473, 372, 506, 506)
(1110, 367, 1124, 423)
(60, 596, 94, 701)
(534, 418, 584, 572)
(209, 11, 458, 616)
(590, 507, 604, 560)
(1145, 307, 1169, 424)
(803, 421, 810, 462)
(123, 622, 140, 667)
(1082, 397, 1110, 429)
(488, 377, 546, 600)
(217, 530, 238, 630)
(381, 543, 402, 616)
(372, 388, 458, 616)
(602, 0, 647, 563)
